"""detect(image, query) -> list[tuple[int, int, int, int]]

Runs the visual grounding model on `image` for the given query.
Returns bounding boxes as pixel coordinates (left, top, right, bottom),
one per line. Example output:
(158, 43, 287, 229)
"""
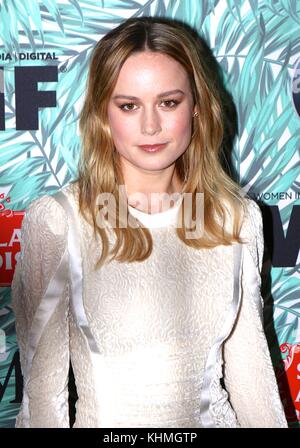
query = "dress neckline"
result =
(128, 194, 183, 228)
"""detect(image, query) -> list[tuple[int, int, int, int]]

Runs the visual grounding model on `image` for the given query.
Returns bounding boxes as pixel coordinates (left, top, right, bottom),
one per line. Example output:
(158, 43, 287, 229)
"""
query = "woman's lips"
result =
(138, 143, 168, 152)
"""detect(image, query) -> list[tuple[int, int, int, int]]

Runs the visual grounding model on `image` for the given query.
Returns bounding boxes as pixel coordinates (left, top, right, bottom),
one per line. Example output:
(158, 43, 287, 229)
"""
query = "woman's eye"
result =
(119, 103, 137, 111)
(118, 99, 179, 112)
(161, 99, 179, 108)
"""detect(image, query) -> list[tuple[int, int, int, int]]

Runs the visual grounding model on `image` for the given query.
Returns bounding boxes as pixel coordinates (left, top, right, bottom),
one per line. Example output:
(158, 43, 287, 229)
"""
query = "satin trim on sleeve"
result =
(199, 242, 243, 427)
(53, 191, 113, 425)
(54, 191, 102, 355)
(22, 241, 69, 427)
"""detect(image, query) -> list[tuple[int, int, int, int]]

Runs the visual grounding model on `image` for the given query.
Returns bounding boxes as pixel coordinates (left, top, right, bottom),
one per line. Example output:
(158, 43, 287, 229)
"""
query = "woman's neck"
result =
(121, 162, 184, 214)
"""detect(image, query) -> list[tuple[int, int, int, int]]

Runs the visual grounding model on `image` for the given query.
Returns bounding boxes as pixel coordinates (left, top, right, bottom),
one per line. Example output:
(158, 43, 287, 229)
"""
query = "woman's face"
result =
(107, 51, 197, 175)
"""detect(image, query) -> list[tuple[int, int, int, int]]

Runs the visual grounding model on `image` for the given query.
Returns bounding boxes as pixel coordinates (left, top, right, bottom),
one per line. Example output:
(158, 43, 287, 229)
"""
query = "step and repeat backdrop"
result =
(0, 0, 299, 428)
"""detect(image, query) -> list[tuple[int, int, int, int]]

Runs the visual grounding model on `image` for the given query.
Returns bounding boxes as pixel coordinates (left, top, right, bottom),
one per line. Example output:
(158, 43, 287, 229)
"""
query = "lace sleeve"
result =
(222, 199, 288, 428)
(11, 194, 70, 428)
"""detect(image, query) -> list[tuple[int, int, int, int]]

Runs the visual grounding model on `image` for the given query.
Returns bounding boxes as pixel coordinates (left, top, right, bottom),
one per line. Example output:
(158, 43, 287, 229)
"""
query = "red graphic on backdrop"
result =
(0, 193, 24, 286)
(275, 343, 300, 424)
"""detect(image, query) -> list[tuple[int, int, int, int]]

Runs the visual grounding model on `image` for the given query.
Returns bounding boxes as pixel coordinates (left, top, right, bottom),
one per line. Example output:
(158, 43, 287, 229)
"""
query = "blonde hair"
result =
(74, 16, 247, 269)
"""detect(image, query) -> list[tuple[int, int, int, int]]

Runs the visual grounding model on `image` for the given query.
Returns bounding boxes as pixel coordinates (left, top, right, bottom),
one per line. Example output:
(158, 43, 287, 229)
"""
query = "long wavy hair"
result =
(74, 16, 247, 269)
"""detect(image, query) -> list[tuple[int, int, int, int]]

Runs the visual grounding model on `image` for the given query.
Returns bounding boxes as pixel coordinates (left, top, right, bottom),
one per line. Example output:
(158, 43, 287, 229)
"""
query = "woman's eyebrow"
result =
(112, 89, 185, 100)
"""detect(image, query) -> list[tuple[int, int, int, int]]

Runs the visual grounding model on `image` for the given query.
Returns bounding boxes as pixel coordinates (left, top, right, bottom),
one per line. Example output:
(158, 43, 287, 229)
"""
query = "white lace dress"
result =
(11, 182, 288, 428)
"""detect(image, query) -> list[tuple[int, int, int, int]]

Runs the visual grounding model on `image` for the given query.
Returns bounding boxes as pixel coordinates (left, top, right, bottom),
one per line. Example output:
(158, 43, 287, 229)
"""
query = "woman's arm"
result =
(223, 199, 288, 428)
(11, 194, 70, 428)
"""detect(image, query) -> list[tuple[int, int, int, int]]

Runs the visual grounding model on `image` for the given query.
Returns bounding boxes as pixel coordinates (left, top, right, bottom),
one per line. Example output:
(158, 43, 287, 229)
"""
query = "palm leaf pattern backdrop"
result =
(0, 0, 299, 428)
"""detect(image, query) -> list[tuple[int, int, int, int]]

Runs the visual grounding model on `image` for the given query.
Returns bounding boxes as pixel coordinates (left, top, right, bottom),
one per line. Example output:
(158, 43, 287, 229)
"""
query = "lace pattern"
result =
(209, 352, 241, 428)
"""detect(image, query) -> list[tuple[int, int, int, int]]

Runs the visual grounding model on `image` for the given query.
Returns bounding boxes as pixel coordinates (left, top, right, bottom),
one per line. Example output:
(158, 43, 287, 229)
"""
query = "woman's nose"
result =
(141, 108, 162, 136)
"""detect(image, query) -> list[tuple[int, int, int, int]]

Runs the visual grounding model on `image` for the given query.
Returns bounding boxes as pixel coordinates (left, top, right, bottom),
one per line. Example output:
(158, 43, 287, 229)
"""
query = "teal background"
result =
(0, 0, 299, 428)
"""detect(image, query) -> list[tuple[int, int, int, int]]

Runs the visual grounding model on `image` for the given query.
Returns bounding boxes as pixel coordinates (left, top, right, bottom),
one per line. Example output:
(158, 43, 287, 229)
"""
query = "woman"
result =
(11, 16, 288, 428)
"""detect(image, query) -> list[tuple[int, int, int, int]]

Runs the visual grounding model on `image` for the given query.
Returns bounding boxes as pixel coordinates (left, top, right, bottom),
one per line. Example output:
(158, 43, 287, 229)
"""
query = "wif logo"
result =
(292, 57, 300, 118)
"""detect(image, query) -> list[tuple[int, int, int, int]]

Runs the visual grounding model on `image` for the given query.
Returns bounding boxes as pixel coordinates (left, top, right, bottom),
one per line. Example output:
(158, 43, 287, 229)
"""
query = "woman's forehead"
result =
(112, 52, 191, 93)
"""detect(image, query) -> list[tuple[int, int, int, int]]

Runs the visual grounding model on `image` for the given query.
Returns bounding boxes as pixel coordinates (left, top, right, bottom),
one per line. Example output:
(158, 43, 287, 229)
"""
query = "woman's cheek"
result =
(169, 115, 192, 136)
(112, 117, 132, 140)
